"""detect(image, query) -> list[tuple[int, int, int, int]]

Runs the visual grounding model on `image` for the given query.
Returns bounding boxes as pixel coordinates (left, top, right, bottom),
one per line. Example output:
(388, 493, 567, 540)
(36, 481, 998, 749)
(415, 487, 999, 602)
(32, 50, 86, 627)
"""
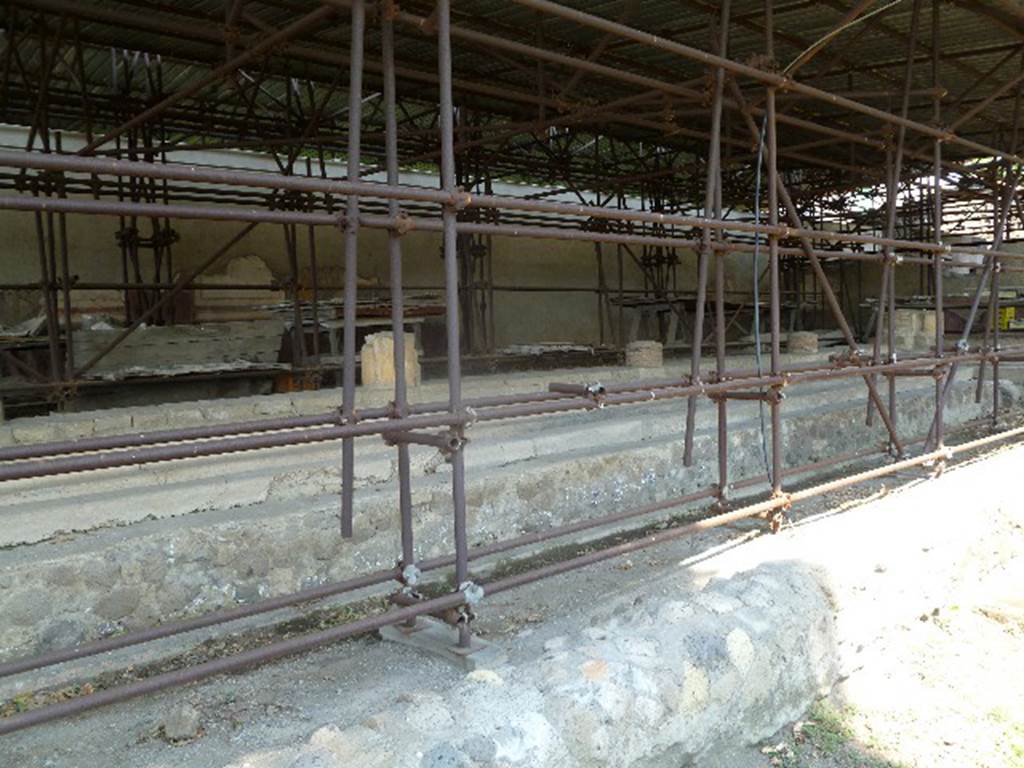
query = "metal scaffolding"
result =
(1, 0, 1024, 733)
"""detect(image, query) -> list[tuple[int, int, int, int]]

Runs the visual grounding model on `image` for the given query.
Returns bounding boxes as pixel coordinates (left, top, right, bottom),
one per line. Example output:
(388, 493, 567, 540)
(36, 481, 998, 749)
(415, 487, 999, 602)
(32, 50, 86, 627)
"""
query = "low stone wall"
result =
(0, 366, 1017, 664)
(273, 561, 836, 768)
(5, 418, 1021, 767)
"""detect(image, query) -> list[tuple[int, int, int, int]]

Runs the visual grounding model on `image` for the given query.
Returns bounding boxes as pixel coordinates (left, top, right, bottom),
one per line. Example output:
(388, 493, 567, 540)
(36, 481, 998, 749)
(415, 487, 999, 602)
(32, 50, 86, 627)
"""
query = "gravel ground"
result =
(711, 444, 1024, 768)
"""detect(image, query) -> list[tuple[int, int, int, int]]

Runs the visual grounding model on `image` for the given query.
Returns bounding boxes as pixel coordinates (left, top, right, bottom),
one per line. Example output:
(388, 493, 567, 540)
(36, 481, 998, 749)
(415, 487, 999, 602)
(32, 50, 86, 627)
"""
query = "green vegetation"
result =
(763, 701, 910, 768)
(988, 708, 1024, 768)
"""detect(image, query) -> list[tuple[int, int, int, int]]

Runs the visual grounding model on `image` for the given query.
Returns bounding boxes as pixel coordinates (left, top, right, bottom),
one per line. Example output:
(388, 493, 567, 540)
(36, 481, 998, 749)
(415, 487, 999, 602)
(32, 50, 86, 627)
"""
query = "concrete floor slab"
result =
(379, 617, 508, 671)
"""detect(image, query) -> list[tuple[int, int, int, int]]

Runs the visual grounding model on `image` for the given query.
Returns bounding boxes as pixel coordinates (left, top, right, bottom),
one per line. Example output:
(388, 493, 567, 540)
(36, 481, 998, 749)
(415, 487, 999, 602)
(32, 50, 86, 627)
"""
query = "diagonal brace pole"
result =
(71, 222, 258, 379)
(727, 76, 904, 456)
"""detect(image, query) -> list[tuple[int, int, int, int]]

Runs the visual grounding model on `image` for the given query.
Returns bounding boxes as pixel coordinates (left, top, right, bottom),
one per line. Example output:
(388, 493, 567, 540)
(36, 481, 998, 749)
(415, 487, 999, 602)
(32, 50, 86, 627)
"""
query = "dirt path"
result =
(717, 448, 1024, 768)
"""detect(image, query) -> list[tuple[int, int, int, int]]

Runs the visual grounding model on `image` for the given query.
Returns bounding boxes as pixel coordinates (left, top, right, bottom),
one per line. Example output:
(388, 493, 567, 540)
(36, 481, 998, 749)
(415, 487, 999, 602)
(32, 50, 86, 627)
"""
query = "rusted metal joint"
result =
(711, 388, 782, 404)
(115, 226, 140, 246)
(418, 5, 439, 34)
(392, 212, 415, 235)
(715, 483, 731, 504)
(390, 589, 468, 628)
(767, 493, 791, 534)
(445, 430, 467, 457)
(460, 581, 484, 607)
(548, 381, 606, 407)
(383, 429, 465, 457)
(830, 347, 863, 368)
(333, 210, 355, 232)
(54, 383, 78, 406)
(453, 581, 484, 628)
(400, 562, 422, 588)
(448, 187, 472, 211)
(389, 588, 426, 608)
(380, 0, 400, 22)
(154, 226, 180, 247)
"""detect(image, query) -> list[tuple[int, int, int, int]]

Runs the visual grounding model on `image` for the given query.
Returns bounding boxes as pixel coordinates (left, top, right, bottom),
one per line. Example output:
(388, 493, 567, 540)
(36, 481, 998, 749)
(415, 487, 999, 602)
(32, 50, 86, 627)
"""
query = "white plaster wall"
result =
(1, 125, 686, 345)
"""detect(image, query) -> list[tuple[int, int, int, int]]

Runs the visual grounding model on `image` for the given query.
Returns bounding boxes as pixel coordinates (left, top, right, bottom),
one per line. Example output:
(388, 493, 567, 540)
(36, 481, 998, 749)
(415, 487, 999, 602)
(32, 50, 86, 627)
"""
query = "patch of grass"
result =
(767, 701, 910, 768)
(802, 701, 856, 755)
(989, 710, 1024, 768)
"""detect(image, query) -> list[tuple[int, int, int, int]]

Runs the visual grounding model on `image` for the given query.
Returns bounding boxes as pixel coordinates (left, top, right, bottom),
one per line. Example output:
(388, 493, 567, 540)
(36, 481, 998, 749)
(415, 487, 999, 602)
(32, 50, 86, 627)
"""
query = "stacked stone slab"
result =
(625, 340, 663, 368)
(360, 332, 421, 387)
(879, 309, 936, 352)
(787, 331, 818, 354)
(71, 320, 286, 375)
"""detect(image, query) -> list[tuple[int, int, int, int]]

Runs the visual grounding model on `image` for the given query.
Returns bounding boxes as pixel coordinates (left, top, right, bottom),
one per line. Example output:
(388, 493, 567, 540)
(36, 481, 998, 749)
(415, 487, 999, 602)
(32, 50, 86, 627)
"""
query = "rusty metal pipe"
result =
(0, 351, 1009, 483)
(340, 0, 365, 539)
(6, 152, 1024, 260)
(380, 0, 416, 581)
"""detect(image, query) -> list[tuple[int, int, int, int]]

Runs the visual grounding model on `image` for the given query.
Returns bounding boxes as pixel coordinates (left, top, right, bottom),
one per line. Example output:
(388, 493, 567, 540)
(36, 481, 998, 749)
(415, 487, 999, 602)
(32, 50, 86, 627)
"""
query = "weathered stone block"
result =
(11, 419, 60, 445)
(361, 332, 421, 388)
(787, 331, 818, 354)
(94, 586, 141, 620)
(625, 340, 663, 368)
(161, 702, 202, 742)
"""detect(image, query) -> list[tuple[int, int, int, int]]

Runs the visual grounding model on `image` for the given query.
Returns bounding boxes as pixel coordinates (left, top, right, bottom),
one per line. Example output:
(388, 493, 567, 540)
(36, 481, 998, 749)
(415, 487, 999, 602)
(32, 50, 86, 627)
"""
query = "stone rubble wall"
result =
(0, 368, 1015, 664)
(233, 561, 836, 768)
